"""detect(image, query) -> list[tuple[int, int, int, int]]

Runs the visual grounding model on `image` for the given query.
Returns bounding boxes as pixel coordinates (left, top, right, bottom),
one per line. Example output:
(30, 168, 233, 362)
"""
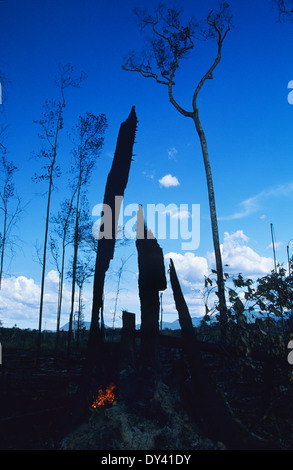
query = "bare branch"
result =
(123, 3, 232, 120)
(193, 3, 232, 111)
(273, 0, 293, 21)
(122, 54, 170, 86)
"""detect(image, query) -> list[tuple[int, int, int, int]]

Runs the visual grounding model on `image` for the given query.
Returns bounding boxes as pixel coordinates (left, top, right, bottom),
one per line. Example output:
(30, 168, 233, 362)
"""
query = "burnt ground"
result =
(0, 337, 293, 451)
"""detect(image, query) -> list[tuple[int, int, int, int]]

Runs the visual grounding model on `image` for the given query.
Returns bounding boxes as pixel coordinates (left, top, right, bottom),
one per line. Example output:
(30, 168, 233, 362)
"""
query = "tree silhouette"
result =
(69, 254, 94, 345)
(136, 204, 167, 373)
(33, 63, 85, 368)
(0, 146, 22, 288)
(122, 3, 233, 339)
(273, 0, 293, 20)
(87, 106, 137, 355)
(50, 195, 76, 357)
(67, 112, 107, 365)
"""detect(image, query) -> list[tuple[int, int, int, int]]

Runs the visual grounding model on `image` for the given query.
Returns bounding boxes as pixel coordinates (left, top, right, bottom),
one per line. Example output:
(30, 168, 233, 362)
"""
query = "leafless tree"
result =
(273, 0, 293, 20)
(0, 146, 22, 288)
(111, 252, 134, 331)
(122, 3, 233, 338)
(50, 194, 76, 356)
(33, 64, 85, 368)
(72, 255, 94, 345)
(67, 112, 107, 365)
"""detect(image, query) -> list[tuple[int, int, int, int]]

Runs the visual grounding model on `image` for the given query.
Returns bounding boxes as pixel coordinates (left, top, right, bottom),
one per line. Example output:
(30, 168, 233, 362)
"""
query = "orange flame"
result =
(91, 383, 116, 409)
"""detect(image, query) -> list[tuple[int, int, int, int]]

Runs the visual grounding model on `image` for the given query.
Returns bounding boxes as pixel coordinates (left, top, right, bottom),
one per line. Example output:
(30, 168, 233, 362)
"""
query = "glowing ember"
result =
(91, 383, 116, 409)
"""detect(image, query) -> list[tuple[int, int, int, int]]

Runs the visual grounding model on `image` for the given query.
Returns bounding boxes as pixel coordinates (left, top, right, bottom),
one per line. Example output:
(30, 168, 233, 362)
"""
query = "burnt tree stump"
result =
(87, 105, 138, 356)
(121, 311, 136, 367)
(136, 205, 167, 374)
(76, 107, 137, 411)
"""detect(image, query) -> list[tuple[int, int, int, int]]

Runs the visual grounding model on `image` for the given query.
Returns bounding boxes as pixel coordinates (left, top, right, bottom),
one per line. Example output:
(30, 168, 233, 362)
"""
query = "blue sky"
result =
(0, 0, 293, 330)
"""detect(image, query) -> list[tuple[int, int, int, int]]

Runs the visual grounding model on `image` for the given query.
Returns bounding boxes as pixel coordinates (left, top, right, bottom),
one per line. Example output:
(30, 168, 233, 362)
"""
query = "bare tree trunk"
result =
(0, 207, 7, 289)
(77, 284, 83, 346)
(67, 189, 80, 367)
(36, 163, 55, 369)
(192, 111, 227, 340)
(54, 239, 66, 359)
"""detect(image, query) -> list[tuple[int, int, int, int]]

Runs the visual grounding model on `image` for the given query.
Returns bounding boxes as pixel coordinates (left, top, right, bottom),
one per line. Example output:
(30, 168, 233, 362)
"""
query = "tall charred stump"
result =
(121, 311, 136, 368)
(76, 107, 137, 410)
(88, 106, 137, 355)
(136, 205, 167, 379)
(169, 258, 273, 450)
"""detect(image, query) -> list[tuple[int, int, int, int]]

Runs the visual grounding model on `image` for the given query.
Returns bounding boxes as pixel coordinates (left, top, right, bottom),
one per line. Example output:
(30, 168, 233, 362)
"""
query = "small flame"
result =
(91, 383, 116, 409)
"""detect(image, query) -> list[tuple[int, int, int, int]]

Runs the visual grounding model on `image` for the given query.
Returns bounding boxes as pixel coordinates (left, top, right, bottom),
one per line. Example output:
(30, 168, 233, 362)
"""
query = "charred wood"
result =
(87, 106, 138, 357)
(121, 311, 136, 367)
(75, 107, 137, 412)
(136, 205, 167, 374)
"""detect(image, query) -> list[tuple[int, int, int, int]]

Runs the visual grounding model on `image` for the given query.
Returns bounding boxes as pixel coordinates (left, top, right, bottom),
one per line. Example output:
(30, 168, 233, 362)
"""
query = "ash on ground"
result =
(61, 379, 221, 451)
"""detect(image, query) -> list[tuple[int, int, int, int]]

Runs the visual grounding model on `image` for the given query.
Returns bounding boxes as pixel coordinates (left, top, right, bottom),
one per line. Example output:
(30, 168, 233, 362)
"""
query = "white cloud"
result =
(142, 170, 155, 179)
(167, 147, 178, 161)
(0, 271, 79, 329)
(45, 270, 60, 289)
(160, 287, 206, 319)
(207, 230, 274, 276)
(163, 206, 191, 220)
(1, 275, 40, 308)
(164, 251, 209, 289)
(161, 253, 208, 320)
(219, 182, 293, 220)
(159, 174, 180, 188)
(266, 241, 283, 252)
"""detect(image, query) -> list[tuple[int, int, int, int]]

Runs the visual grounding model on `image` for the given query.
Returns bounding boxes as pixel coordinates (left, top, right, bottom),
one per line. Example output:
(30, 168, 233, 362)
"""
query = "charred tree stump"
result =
(87, 106, 138, 357)
(121, 311, 136, 367)
(75, 107, 137, 412)
(169, 258, 276, 450)
(136, 205, 167, 376)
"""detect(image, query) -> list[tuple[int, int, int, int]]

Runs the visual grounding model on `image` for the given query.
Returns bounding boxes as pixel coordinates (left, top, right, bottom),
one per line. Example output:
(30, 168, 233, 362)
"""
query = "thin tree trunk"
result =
(54, 240, 66, 359)
(0, 206, 7, 289)
(192, 111, 227, 340)
(36, 164, 55, 369)
(77, 284, 82, 346)
(67, 176, 82, 367)
(67, 213, 79, 366)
